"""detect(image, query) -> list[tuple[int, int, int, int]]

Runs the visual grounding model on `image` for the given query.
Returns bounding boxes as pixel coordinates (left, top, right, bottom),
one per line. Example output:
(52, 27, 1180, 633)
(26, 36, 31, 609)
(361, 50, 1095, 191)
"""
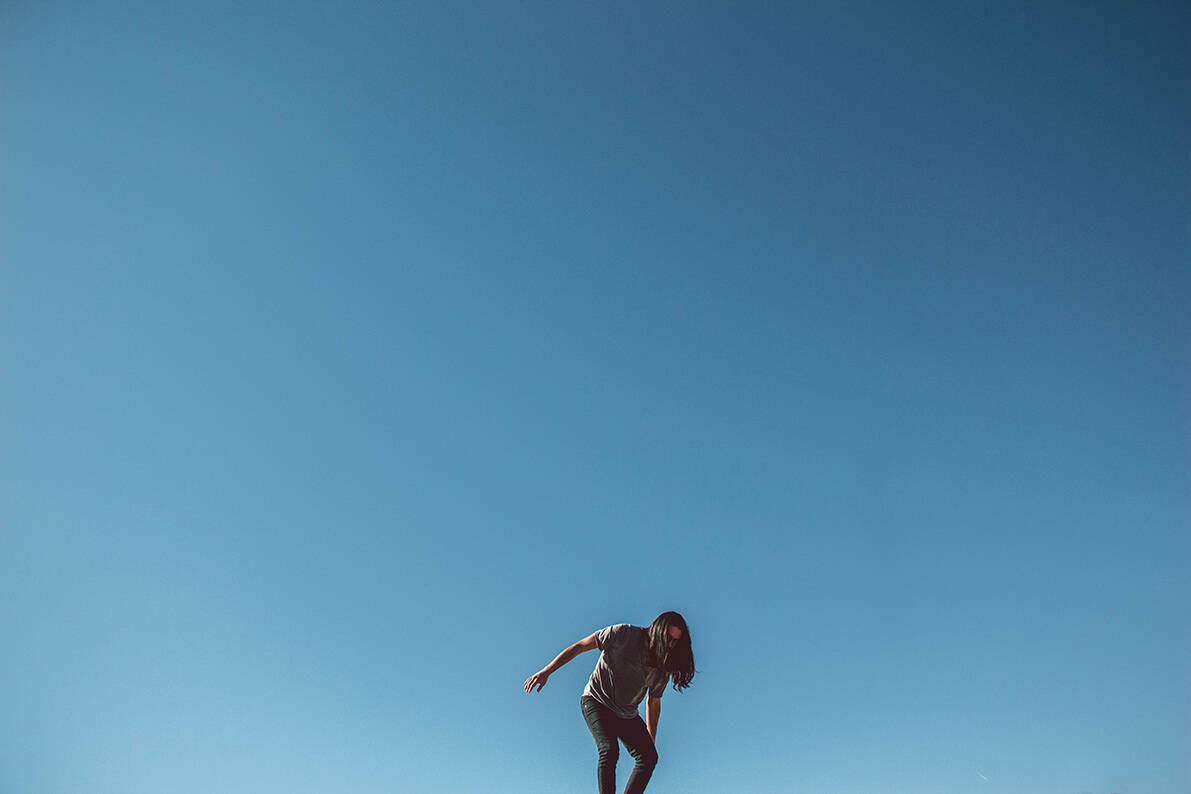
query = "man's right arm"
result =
(524, 632, 599, 693)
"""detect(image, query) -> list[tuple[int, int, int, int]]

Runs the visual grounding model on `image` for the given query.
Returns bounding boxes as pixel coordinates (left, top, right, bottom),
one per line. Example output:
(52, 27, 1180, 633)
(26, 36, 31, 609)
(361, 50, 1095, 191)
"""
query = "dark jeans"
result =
(580, 695, 659, 794)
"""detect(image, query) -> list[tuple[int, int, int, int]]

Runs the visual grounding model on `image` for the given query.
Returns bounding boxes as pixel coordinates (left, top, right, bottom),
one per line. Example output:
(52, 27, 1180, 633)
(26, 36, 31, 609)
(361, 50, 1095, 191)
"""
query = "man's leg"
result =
(580, 697, 619, 794)
(618, 714, 658, 794)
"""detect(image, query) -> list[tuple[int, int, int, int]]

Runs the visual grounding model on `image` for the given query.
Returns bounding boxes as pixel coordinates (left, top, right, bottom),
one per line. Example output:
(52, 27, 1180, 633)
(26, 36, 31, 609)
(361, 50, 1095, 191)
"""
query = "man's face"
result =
(667, 626, 683, 649)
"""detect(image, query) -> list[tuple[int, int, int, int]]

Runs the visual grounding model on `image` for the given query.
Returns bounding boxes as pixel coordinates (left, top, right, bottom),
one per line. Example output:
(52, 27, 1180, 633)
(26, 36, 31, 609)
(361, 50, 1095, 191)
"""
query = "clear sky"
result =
(2, 2, 1188, 793)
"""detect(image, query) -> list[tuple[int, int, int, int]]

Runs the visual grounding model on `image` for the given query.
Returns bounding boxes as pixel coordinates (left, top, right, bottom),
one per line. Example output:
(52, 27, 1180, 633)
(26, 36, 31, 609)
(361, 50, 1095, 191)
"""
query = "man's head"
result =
(647, 611, 695, 691)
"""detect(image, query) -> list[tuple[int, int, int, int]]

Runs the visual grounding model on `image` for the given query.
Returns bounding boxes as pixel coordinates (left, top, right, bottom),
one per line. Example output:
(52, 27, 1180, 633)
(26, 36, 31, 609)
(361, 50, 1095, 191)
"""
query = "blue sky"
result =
(2, 2, 1188, 793)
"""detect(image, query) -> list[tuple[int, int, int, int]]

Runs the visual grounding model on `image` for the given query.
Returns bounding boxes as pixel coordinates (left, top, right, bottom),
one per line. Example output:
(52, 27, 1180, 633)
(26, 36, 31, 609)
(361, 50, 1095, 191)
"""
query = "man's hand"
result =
(524, 670, 550, 693)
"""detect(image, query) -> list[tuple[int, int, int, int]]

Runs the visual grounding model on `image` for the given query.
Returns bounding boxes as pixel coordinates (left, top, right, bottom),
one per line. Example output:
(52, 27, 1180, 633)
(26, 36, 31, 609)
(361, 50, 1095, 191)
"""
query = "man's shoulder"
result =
(602, 623, 644, 644)
(614, 624, 648, 637)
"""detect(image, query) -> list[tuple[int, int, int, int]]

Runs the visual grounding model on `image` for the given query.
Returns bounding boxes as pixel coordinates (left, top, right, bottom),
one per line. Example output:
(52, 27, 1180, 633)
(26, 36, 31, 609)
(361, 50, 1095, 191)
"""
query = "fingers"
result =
(523, 673, 546, 693)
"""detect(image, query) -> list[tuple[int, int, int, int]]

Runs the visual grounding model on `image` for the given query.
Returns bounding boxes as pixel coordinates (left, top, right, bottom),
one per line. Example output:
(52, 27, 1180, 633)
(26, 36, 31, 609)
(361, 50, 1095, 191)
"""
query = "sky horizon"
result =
(3, 2, 1188, 793)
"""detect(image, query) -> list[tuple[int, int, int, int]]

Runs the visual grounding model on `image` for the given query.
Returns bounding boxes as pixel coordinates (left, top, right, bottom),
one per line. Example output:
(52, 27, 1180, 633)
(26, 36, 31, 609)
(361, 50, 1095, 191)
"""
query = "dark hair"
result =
(646, 610, 696, 692)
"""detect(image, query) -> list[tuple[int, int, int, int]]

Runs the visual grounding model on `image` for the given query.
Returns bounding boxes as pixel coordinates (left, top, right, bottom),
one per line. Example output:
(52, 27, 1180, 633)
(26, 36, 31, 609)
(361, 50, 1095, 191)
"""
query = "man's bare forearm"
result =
(646, 700, 661, 741)
(544, 643, 584, 674)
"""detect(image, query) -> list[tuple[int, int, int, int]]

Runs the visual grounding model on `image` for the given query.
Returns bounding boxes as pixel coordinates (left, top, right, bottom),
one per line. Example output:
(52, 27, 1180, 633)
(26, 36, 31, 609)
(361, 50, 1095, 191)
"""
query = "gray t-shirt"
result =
(581, 624, 668, 718)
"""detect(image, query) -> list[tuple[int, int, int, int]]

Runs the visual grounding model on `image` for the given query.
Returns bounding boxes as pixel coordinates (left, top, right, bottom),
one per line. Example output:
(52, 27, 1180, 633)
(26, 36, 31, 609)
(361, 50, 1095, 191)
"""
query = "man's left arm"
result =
(646, 696, 661, 741)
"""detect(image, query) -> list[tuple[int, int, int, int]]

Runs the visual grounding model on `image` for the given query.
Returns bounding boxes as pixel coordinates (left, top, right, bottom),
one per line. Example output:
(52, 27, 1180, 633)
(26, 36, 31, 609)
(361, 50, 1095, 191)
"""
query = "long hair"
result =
(645, 610, 696, 692)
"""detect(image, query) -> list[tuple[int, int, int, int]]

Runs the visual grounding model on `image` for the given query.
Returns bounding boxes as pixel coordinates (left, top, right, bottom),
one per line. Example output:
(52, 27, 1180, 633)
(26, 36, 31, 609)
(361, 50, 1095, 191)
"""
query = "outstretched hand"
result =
(524, 670, 550, 693)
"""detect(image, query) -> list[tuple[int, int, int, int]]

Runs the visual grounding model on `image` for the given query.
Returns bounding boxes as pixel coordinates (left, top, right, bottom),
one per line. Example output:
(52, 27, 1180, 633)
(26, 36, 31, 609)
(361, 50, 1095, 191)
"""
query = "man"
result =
(524, 611, 695, 794)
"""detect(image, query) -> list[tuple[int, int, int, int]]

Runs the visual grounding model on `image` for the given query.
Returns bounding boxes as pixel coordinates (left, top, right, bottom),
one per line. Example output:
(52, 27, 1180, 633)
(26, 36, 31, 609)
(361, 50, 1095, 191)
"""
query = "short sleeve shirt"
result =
(581, 624, 668, 718)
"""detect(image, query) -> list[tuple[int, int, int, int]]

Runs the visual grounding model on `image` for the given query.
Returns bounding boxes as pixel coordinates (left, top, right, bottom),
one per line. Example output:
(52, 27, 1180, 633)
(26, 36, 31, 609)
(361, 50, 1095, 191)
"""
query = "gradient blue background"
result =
(3, 2, 1188, 793)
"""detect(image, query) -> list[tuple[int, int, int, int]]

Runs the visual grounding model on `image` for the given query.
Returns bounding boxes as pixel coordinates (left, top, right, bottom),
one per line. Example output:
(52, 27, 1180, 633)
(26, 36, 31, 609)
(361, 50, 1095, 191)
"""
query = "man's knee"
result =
(632, 745, 658, 769)
(597, 741, 619, 764)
